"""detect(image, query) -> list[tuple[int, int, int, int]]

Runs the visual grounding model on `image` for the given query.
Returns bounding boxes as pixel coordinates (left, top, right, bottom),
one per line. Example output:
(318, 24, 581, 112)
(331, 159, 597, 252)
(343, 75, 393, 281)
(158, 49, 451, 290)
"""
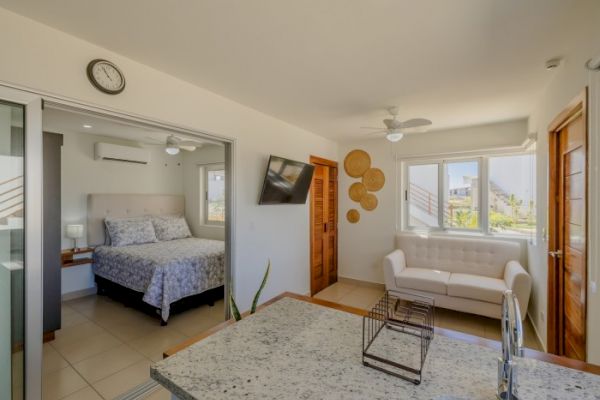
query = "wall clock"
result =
(86, 59, 126, 95)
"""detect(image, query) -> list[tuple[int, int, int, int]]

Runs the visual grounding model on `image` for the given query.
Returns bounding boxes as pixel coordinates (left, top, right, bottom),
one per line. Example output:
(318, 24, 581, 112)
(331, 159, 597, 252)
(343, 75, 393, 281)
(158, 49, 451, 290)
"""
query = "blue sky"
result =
(447, 162, 477, 189)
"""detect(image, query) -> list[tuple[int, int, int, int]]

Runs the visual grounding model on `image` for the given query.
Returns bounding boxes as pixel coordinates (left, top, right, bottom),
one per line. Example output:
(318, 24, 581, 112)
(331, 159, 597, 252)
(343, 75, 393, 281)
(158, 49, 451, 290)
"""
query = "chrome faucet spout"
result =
(497, 290, 523, 400)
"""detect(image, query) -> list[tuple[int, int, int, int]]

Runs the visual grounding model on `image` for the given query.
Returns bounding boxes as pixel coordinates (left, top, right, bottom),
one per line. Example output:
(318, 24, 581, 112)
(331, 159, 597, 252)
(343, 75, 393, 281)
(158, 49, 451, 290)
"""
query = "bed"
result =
(87, 194, 225, 324)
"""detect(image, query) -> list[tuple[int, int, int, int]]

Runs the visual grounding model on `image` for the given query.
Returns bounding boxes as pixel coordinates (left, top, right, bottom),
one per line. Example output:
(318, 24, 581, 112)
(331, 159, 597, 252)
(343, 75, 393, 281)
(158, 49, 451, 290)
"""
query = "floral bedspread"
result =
(93, 237, 225, 321)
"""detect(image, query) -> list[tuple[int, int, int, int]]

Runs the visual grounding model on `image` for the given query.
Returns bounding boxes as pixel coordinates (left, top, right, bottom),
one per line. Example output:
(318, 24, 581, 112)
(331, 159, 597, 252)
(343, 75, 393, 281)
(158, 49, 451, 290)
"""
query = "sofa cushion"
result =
(447, 273, 508, 304)
(395, 268, 451, 295)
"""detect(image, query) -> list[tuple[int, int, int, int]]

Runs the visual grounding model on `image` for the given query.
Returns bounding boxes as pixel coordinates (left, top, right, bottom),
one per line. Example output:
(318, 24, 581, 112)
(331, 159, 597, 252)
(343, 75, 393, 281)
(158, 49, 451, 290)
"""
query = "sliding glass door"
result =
(0, 86, 43, 400)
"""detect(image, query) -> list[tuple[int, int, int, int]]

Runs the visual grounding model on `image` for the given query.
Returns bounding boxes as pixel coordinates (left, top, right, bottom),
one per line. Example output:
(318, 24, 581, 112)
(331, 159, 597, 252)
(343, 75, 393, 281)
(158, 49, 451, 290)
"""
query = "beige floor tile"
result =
(313, 282, 356, 302)
(61, 309, 89, 329)
(337, 286, 384, 310)
(42, 366, 88, 400)
(73, 344, 145, 383)
(105, 318, 165, 342)
(144, 387, 172, 400)
(93, 359, 153, 399)
(60, 386, 103, 400)
(52, 321, 108, 349)
(167, 306, 223, 337)
(128, 329, 188, 362)
(56, 332, 122, 364)
(43, 344, 69, 375)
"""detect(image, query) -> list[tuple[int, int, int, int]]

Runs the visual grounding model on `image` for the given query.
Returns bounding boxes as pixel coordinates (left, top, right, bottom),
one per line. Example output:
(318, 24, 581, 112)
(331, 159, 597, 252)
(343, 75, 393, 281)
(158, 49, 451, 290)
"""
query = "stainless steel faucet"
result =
(497, 290, 523, 400)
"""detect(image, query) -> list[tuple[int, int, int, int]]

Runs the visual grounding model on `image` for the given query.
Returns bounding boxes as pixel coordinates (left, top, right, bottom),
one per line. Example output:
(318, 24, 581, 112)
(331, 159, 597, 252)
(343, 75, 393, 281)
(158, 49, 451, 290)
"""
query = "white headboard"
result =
(87, 194, 185, 246)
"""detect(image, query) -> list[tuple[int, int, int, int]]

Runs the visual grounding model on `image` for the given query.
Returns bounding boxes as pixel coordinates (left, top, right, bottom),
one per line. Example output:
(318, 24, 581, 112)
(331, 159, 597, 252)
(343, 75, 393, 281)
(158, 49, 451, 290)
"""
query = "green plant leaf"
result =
(250, 259, 271, 314)
(229, 288, 242, 321)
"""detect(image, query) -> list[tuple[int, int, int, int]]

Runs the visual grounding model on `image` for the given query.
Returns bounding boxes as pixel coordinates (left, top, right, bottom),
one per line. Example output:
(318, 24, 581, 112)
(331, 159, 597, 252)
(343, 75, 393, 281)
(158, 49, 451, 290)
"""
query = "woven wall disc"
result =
(348, 182, 367, 202)
(344, 149, 371, 178)
(360, 193, 378, 211)
(346, 209, 360, 223)
(362, 168, 385, 192)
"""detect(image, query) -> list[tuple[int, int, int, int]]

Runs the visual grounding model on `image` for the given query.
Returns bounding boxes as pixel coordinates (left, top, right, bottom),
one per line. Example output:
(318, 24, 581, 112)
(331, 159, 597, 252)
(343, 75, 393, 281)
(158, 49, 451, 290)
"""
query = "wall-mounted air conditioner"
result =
(94, 143, 151, 165)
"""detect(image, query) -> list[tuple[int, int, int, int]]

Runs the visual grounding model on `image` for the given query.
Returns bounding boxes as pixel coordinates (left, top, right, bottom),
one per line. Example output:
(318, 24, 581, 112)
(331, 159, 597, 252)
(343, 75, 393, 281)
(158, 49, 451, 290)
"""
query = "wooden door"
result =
(548, 89, 587, 361)
(310, 156, 338, 295)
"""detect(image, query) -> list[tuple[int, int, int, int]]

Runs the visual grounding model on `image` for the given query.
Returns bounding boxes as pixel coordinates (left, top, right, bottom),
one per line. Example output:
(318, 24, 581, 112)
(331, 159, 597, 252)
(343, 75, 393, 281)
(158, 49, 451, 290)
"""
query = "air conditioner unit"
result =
(94, 143, 151, 165)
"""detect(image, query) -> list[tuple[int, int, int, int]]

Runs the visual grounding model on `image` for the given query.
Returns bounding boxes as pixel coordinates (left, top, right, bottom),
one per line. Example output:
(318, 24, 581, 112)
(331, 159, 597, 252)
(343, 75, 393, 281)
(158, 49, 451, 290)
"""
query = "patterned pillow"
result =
(151, 215, 192, 241)
(104, 217, 158, 247)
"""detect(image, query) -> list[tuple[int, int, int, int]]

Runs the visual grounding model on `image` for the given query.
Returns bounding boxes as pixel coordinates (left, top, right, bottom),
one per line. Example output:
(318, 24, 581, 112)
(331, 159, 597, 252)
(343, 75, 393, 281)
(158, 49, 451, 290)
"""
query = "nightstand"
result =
(61, 247, 94, 268)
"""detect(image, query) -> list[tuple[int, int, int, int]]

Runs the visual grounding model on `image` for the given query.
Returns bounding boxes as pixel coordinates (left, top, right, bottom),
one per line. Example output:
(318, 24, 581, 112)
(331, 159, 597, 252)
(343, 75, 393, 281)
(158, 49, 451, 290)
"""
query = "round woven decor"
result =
(346, 209, 360, 223)
(362, 168, 385, 192)
(348, 182, 367, 202)
(360, 193, 378, 211)
(344, 149, 371, 178)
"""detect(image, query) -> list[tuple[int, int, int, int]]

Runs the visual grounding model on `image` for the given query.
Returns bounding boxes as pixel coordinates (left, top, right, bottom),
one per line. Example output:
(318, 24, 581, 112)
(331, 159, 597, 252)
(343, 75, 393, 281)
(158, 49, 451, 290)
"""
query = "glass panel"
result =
(0, 101, 25, 400)
(408, 164, 439, 228)
(488, 154, 536, 235)
(444, 160, 480, 229)
(207, 169, 225, 223)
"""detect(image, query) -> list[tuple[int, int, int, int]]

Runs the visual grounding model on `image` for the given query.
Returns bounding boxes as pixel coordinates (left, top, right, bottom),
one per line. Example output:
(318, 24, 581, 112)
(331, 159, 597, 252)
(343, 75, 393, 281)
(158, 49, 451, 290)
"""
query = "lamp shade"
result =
(65, 224, 84, 239)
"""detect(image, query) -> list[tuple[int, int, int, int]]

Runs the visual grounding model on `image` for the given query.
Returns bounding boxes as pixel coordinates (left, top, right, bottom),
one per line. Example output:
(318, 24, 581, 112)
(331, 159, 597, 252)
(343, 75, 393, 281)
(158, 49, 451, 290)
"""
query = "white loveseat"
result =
(383, 233, 531, 319)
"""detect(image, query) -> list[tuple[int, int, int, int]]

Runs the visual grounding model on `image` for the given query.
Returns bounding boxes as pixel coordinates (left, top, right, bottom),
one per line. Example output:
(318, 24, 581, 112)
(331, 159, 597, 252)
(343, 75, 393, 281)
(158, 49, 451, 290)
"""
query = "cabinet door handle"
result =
(324, 223, 327, 233)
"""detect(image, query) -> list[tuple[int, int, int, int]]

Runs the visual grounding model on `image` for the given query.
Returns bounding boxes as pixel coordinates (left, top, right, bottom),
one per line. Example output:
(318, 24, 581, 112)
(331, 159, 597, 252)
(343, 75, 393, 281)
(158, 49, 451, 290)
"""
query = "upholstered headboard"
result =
(87, 194, 185, 246)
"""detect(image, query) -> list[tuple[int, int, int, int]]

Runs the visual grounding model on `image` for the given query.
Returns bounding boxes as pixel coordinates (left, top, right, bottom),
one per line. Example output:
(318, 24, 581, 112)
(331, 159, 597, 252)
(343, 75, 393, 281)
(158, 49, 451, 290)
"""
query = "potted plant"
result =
(229, 260, 270, 321)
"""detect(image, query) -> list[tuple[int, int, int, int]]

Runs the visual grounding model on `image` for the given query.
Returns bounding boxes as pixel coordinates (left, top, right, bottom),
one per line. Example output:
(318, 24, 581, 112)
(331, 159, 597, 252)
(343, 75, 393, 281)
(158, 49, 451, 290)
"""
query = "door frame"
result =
(0, 85, 44, 400)
(309, 155, 338, 296)
(547, 88, 588, 356)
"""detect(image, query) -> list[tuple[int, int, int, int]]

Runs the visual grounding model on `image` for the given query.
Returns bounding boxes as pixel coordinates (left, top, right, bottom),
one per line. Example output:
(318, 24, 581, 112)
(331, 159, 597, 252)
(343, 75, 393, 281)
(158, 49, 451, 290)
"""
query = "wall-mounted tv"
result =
(259, 155, 315, 204)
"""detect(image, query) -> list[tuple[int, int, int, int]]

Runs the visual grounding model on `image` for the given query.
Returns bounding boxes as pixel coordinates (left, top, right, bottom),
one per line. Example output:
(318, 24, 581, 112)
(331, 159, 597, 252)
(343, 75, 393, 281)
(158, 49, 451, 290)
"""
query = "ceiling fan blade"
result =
(145, 136, 165, 144)
(366, 130, 387, 135)
(399, 118, 432, 129)
(360, 126, 384, 130)
(180, 145, 197, 152)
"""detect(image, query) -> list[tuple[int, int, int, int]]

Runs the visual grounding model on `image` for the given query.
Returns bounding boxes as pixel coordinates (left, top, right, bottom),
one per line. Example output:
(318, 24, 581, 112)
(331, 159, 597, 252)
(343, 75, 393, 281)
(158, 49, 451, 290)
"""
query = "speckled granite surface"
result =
(151, 297, 600, 400)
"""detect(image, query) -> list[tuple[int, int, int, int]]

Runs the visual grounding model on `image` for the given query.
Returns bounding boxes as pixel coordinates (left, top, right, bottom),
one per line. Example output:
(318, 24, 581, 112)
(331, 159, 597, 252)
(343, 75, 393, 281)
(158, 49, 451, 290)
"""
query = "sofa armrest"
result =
(504, 260, 532, 319)
(383, 249, 407, 291)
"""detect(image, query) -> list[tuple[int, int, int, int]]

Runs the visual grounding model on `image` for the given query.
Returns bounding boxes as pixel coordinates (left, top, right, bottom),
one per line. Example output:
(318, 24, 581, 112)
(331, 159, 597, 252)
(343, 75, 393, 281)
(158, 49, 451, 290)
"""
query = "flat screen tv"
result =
(259, 155, 315, 204)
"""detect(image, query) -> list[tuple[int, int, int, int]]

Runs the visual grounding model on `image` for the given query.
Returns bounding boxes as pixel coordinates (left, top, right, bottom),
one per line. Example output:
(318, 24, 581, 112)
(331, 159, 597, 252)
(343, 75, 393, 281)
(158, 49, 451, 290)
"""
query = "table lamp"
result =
(66, 224, 84, 251)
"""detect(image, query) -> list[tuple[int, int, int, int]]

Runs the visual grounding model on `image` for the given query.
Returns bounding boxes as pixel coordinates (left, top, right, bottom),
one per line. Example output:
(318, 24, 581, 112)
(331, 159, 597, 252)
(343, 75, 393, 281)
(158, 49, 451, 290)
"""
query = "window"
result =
(488, 154, 536, 235)
(444, 160, 480, 229)
(403, 153, 535, 236)
(202, 164, 225, 225)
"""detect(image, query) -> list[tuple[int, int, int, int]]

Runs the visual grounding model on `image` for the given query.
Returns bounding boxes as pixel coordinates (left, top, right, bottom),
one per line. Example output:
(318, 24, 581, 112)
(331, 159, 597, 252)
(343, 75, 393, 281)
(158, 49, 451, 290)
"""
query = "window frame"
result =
(401, 152, 534, 237)
(201, 163, 225, 226)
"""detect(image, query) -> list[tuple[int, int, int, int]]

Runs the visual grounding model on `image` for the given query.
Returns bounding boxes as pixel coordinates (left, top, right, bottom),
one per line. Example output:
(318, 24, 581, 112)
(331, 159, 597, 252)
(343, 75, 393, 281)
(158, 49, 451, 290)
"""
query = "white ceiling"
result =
(2, 0, 597, 140)
(42, 107, 214, 148)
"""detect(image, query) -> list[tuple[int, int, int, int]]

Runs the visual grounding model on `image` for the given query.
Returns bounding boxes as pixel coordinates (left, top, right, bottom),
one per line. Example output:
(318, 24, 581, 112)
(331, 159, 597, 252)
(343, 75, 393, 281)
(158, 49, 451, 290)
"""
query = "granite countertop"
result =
(151, 297, 600, 400)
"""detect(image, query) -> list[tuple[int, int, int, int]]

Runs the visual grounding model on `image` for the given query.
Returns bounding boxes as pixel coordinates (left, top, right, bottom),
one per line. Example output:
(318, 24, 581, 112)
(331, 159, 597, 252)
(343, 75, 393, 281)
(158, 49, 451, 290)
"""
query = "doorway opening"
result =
(547, 88, 588, 361)
(37, 103, 233, 399)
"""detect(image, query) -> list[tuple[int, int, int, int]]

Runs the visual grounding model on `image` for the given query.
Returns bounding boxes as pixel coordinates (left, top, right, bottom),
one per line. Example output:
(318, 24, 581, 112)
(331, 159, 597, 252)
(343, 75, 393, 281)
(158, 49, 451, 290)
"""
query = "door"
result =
(0, 86, 44, 400)
(548, 89, 587, 361)
(309, 156, 338, 295)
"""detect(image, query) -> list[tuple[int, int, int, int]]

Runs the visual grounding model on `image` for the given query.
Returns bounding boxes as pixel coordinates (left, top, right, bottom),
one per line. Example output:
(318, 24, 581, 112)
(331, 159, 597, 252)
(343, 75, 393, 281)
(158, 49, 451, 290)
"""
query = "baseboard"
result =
(338, 276, 385, 290)
(527, 311, 547, 352)
(61, 285, 97, 301)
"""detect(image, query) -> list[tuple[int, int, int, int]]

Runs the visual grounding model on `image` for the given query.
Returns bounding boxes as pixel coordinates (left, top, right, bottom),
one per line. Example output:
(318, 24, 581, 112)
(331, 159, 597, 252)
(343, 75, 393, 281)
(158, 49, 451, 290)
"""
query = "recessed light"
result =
(83, 124, 92, 129)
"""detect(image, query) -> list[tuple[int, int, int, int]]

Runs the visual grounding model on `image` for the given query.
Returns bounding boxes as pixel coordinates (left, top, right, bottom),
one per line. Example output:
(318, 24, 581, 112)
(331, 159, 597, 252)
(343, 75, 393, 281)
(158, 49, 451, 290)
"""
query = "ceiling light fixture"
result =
(165, 146, 180, 155)
(83, 124, 92, 129)
(386, 132, 404, 142)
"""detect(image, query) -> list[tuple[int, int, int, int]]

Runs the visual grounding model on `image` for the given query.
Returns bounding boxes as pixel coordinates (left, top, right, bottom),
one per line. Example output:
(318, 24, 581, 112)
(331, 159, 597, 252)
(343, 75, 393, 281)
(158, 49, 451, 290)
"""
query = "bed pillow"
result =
(151, 215, 192, 241)
(104, 216, 158, 247)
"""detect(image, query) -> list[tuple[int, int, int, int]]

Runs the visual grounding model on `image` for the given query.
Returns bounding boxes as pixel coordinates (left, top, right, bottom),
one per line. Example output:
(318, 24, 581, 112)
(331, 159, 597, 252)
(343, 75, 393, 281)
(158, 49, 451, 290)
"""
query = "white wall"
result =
(526, 1, 600, 360)
(182, 144, 225, 241)
(59, 130, 185, 294)
(0, 8, 337, 309)
(338, 119, 529, 284)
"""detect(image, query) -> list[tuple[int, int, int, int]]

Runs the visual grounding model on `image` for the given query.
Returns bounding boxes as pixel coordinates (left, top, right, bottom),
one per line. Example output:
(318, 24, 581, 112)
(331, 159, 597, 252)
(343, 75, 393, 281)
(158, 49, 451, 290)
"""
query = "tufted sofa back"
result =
(395, 233, 521, 279)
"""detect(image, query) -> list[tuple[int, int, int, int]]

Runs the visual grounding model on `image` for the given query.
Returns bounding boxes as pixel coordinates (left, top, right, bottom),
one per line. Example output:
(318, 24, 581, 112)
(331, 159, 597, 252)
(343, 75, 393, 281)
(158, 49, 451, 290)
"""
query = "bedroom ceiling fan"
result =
(361, 106, 432, 142)
(146, 134, 203, 155)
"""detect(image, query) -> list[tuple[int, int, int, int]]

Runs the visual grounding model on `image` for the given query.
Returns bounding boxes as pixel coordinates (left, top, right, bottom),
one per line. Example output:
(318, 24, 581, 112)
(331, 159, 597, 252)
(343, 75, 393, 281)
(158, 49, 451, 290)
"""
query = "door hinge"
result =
(405, 190, 408, 201)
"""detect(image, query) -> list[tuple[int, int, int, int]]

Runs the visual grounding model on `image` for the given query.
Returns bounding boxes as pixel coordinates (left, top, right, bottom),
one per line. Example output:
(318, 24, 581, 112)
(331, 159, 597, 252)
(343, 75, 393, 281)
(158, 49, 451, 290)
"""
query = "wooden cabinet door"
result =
(310, 157, 338, 295)
(558, 113, 587, 361)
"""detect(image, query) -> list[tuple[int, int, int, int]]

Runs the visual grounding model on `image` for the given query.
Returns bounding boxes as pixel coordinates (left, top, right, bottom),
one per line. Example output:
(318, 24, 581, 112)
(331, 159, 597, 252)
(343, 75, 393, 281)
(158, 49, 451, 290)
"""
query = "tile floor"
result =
(42, 294, 225, 400)
(313, 281, 543, 351)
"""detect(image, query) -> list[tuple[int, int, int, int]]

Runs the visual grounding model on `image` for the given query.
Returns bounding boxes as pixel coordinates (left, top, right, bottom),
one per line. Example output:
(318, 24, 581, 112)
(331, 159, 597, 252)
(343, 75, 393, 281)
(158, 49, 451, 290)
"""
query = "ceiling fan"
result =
(362, 106, 432, 142)
(145, 134, 203, 155)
